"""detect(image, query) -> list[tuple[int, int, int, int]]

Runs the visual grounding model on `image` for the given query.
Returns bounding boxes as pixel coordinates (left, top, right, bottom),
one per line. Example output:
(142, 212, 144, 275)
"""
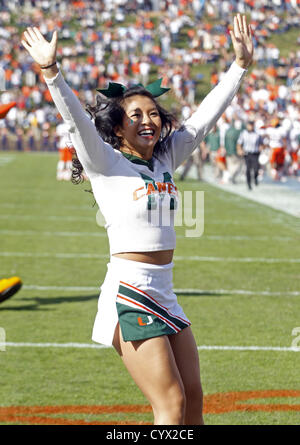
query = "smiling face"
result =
(114, 94, 162, 160)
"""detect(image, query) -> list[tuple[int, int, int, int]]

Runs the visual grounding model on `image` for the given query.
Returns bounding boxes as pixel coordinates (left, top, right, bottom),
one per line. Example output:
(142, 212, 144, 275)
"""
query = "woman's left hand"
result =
(230, 14, 254, 69)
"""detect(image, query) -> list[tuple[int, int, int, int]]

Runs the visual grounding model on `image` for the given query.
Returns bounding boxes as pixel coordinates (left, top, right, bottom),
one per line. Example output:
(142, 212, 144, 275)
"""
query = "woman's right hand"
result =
(21, 27, 58, 67)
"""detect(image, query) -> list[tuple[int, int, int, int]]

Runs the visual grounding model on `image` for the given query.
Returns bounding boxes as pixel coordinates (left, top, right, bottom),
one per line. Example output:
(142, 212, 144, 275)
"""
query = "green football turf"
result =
(0, 152, 299, 425)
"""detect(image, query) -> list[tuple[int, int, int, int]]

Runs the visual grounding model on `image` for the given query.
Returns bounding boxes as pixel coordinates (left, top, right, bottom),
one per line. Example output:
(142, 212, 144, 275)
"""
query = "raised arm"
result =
(21, 27, 118, 177)
(167, 14, 253, 171)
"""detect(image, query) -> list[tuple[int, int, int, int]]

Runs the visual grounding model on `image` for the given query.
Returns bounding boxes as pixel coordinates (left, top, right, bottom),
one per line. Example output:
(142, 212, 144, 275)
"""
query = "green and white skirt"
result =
(92, 256, 191, 346)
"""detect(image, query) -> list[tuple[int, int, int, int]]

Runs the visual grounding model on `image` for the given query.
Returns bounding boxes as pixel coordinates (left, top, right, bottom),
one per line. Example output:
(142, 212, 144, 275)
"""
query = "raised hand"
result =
(21, 27, 58, 67)
(229, 14, 254, 69)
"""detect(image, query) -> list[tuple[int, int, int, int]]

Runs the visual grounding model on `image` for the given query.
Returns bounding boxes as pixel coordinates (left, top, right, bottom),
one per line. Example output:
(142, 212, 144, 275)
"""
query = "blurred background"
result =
(0, 0, 299, 189)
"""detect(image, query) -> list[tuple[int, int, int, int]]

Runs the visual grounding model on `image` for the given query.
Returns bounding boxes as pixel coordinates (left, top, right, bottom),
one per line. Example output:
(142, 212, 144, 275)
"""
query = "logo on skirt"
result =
(137, 315, 153, 326)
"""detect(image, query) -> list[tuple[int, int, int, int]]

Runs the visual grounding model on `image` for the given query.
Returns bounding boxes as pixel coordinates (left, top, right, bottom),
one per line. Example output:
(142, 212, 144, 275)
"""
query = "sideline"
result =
(199, 164, 300, 218)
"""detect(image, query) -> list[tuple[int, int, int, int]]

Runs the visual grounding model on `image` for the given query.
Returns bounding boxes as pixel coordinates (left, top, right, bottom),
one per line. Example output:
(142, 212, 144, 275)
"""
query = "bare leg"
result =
(113, 324, 186, 425)
(168, 327, 204, 425)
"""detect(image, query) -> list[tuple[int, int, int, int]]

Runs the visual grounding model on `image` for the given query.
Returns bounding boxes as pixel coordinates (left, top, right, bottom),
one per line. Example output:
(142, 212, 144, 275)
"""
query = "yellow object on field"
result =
(0, 276, 22, 303)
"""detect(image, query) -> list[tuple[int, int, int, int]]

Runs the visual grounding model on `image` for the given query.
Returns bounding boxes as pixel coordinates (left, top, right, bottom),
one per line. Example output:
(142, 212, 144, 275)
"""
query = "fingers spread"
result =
(233, 16, 238, 35)
(23, 30, 34, 45)
(23, 27, 45, 47)
(25, 27, 38, 44)
(21, 39, 30, 50)
(50, 29, 58, 46)
(233, 15, 241, 38)
(242, 15, 248, 34)
(248, 24, 253, 38)
(33, 27, 44, 41)
(229, 29, 236, 44)
(27, 27, 37, 38)
(237, 14, 243, 34)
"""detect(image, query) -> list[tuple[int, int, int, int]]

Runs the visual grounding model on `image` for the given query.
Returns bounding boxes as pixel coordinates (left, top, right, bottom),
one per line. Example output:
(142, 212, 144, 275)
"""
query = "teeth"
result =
(139, 129, 154, 135)
(139, 131, 154, 136)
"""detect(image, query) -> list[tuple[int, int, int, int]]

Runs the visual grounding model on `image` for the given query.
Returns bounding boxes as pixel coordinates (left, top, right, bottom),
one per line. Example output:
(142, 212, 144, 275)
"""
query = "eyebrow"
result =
(129, 107, 158, 113)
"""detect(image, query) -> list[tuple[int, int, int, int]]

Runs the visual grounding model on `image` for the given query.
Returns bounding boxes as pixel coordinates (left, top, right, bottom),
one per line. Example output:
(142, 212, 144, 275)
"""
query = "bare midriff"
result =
(113, 250, 174, 265)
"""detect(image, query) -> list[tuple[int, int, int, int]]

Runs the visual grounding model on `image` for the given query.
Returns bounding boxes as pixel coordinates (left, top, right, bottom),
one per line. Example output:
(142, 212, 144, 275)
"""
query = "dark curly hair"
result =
(71, 86, 178, 184)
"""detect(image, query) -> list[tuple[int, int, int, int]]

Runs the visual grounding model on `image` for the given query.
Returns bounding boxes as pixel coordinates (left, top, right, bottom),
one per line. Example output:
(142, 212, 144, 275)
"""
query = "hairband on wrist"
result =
(40, 61, 57, 69)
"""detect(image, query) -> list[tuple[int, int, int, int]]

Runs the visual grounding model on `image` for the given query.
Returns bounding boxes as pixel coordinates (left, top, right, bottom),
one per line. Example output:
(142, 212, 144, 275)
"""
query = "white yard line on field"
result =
(23, 284, 101, 292)
(0, 214, 93, 222)
(2, 251, 299, 263)
(21, 285, 300, 296)
(0, 155, 15, 166)
(0, 213, 290, 225)
(174, 256, 300, 263)
(0, 341, 299, 352)
(0, 229, 296, 242)
(0, 251, 108, 259)
(1, 202, 95, 211)
(194, 235, 296, 241)
(0, 229, 106, 237)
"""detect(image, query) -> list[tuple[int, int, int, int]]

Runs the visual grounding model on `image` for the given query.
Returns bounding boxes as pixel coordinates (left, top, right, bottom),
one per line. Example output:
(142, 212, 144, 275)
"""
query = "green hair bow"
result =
(96, 78, 170, 98)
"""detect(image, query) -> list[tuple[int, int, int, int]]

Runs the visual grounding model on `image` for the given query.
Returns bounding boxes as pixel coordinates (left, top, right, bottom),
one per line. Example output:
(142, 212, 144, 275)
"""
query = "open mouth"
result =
(138, 129, 155, 139)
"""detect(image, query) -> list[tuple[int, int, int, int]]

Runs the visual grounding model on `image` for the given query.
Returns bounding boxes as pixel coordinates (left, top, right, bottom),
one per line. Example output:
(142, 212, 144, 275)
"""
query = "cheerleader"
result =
(21, 14, 253, 424)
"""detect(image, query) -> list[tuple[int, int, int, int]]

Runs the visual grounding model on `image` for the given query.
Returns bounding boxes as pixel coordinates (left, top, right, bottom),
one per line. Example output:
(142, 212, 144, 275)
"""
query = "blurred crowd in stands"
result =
(0, 0, 299, 183)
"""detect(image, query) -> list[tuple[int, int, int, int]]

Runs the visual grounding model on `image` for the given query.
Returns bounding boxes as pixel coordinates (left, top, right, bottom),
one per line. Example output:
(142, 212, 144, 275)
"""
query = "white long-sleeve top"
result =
(45, 61, 246, 254)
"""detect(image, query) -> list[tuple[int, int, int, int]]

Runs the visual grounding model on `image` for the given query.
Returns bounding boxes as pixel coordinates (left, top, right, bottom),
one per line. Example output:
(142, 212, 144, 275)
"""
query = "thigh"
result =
(113, 324, 184, 409)
(233, 154, 241, 171)
(226, 155, 233, 170)
(244, 155, 251, 169)
(253, 153, 259, 171)
(168, 327, 202, 394)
